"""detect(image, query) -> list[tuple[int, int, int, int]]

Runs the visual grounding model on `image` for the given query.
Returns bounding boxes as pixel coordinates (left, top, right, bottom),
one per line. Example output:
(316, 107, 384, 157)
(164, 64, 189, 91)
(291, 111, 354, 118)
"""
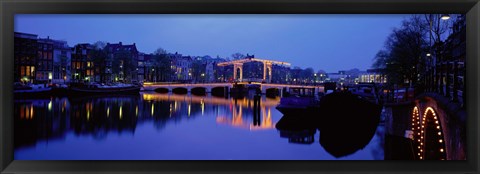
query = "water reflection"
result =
(14, 92, 384, 160)
(14, 92, 280, 149)
(275, 92, 384, 158)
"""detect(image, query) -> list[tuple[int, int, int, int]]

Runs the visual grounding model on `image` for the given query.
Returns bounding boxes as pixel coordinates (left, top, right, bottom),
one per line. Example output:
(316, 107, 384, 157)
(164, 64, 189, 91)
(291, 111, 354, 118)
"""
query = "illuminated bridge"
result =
(142, 82, 324, 95)
(406, 94, 466, 160)
(217, 57, 291, 83)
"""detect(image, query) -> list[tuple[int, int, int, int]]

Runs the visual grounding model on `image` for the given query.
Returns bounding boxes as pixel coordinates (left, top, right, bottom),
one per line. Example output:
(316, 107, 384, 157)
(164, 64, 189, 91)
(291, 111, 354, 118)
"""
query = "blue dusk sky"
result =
(15, 14, 411, 73)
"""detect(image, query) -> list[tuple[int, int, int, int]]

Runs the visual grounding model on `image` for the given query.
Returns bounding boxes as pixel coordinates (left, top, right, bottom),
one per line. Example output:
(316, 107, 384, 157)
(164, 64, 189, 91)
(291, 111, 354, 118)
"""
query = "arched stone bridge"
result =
(142, 82, 324, 95)
(409, 93, 466, 160)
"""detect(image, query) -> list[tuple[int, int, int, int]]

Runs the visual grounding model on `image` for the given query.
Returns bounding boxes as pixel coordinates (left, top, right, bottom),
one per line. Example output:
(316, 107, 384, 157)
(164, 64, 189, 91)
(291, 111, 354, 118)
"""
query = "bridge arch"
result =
(191, 87, 207, 96)
(154, 87, 169, 93)
(420, 107, 446, 160)
(411, 104, 448, 160)
(211, 86, 227, 97)
(265, 87, 281, 98)
(172, 87, 188, 94)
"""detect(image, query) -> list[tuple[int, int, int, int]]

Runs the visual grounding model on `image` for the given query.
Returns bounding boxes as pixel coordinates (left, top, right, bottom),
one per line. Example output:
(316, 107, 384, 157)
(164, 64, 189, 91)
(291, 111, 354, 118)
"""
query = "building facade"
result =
(71, 43, 94, 83)
(137, 53, 146, 82)
(36, 38, 55, 84)
(170, 53, 192, 82)
(14, 32, 38, 84)
(105, 42, 139, 83)
(52, 40, 71, 84)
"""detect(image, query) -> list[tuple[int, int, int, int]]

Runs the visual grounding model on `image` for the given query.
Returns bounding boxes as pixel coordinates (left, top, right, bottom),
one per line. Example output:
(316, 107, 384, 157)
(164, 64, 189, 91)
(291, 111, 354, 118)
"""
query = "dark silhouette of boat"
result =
(317, 91, 382, 158)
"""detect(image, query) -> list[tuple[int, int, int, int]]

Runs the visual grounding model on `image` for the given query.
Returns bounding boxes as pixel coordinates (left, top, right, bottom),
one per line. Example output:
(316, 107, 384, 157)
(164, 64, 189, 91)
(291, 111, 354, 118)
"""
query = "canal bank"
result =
(383, 102, 416, 160)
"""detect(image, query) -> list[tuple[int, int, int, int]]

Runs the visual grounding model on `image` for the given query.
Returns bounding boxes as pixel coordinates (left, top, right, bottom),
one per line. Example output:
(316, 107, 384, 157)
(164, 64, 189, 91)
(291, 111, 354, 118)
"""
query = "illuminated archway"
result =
(413, 107, 446, 160)
(236, 67, 242, 81)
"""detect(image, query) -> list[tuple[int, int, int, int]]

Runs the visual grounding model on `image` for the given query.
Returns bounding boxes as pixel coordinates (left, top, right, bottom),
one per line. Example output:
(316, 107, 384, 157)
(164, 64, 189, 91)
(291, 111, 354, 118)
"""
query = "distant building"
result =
(142, 54, 156, 82)
(326, 71, 347, 84)
(14, 32, 38, 84)
(323, 69, 363, 85)
(359, 69, 387, 84)
(271, 64, 290, 84)
(169, 52, 192, 82)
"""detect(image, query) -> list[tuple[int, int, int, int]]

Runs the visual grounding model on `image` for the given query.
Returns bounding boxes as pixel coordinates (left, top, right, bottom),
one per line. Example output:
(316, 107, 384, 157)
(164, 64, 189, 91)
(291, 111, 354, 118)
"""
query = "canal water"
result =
(14, 92, 384, 160)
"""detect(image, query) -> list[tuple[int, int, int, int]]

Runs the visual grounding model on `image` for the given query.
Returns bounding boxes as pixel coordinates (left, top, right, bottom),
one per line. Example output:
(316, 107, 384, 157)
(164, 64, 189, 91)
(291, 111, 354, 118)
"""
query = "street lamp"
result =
(441, 14, 450, 20)
(428, 14, 450, 92)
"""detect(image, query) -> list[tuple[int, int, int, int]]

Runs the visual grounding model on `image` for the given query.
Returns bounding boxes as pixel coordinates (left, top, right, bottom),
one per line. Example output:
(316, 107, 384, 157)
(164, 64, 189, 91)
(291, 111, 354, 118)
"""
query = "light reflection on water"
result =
(14, 92, 384, 160)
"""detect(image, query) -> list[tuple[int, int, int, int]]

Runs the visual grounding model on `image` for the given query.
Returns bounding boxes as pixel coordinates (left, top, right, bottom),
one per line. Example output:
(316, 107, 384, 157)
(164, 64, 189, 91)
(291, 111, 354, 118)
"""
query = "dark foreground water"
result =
(14, 92, 384, 160)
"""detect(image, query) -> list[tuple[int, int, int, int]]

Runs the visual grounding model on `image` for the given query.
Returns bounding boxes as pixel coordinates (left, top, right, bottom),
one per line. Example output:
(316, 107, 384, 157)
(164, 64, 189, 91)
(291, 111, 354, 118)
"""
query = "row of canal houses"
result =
(14, 31, 390, 86)
(14, 32, 223, 85)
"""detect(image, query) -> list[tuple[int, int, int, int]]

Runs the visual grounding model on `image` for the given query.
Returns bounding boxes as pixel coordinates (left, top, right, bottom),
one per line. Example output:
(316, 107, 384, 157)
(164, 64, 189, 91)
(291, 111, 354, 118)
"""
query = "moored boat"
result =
(275, 87, 320, 116)
(69, 83, 141, 96)
(348, 83, 380, 104)
(14, 83, 52, 98)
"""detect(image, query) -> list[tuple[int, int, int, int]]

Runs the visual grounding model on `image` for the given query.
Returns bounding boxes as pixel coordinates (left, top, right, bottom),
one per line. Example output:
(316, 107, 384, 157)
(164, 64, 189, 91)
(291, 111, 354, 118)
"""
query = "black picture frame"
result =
(1, 0, 479, 173)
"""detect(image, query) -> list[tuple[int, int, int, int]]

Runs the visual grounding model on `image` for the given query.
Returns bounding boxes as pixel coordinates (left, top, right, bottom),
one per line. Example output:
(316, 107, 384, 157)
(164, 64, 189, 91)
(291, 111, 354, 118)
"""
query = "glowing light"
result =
(48, 100, 52, 111)
(201, 101, 205, 115)
(439, 139, 443, 143)
(119, 106, 123, 119)
(437, 126, 440, 129)
(136, 106, 138, 117)
(151, 103, 154, 116)
(107, 107, 110, 117)
(438, 132, 441, 135)
(440, 149, 444, 152)
(188, 104, 191, 116)
(420, 157, 423, 159)
(30, 105, 34, 119)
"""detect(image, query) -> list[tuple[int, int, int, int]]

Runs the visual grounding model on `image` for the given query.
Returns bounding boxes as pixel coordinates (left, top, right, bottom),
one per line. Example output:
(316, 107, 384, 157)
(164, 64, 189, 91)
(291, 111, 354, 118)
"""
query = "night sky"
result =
(15, 14, 411, 73)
